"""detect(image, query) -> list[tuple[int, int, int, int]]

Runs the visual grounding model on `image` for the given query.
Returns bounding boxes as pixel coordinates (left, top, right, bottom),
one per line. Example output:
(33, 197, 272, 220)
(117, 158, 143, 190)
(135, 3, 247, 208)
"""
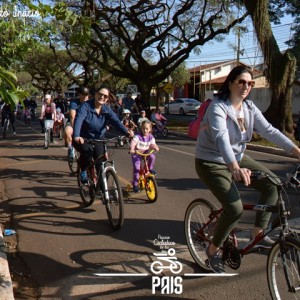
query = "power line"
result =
(186, 22, 295, 67)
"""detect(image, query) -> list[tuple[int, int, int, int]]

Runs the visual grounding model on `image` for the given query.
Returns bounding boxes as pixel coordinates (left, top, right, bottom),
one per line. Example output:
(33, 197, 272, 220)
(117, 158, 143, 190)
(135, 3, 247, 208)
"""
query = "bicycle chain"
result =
(222, 238, 241, 270)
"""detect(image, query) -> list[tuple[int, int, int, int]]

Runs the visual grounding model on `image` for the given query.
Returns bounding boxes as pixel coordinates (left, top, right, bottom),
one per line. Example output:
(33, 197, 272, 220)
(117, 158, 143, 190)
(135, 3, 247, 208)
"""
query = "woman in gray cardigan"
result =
(195, 65, 300, 273)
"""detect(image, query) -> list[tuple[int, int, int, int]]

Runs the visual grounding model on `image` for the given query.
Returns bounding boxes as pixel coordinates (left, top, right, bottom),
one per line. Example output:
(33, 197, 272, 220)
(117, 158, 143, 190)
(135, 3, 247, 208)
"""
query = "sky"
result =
(185, 15, 295, 69)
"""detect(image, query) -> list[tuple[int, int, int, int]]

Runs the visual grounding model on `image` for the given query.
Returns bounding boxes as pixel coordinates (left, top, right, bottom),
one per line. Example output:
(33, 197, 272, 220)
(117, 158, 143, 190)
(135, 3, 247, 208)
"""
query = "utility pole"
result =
(237, 26, 241, 64)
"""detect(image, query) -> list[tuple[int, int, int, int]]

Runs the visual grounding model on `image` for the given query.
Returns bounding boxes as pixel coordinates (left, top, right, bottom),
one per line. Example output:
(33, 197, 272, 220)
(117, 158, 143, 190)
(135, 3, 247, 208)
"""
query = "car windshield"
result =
(186, 99, 198, 103)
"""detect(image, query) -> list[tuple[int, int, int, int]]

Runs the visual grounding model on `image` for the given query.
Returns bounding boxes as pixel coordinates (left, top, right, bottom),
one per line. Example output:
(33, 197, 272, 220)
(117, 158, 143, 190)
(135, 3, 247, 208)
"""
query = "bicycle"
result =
(44, 119, 54, 149)
(77, 136, 125, 229)
(67, 147, 79, 175)
(53, 121, 64, 140)
(184, 165, 300, 300)
(2, 111, 10, 138)
(127, 150, 158, 202)
(152, 122, 168, 138)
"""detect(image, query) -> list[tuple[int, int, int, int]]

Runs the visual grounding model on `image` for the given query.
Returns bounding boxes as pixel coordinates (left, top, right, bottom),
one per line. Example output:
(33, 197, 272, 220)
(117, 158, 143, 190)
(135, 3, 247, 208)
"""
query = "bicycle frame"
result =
(136, 150, 155, 184)
(198, 177, 291, 256)
(86, 138, 118, 199)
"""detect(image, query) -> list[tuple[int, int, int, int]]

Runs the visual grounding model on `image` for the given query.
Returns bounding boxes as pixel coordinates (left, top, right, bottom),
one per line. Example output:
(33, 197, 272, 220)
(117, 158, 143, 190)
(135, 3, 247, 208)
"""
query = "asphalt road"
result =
(0, 117, 299, 299)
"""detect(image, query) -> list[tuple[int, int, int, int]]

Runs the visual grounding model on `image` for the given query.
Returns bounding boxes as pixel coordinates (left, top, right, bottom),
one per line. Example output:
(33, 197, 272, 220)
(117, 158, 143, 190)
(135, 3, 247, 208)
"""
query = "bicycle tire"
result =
(44, 129, 50, 149)
(77, 167, 95, 207)
(3, 119, 8, 138)
(68, 151, 79, 175)
(104, 169, 124, 230)
(184, 198, 218, 271)
(162, 127, 168, 137)
(145, 177, 158, 202)
(267, 236, 300, 299)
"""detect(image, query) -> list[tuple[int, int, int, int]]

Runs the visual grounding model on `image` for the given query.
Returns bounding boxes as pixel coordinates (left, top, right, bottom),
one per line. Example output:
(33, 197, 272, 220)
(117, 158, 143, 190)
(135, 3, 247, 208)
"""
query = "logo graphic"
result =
(150, 248, 183, 275)
(151, 235, 183, 295)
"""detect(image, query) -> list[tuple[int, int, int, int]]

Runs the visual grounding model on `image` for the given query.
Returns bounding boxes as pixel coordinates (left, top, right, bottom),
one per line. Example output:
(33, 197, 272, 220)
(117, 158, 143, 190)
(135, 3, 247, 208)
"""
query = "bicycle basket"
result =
(290, 165, 300, 188)
(44, 120, 54, 129)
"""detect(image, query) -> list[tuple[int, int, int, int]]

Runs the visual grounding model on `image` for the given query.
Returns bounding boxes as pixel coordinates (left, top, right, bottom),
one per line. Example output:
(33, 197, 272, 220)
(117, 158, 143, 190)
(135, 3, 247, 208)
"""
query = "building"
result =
(186, 60, 264, 101)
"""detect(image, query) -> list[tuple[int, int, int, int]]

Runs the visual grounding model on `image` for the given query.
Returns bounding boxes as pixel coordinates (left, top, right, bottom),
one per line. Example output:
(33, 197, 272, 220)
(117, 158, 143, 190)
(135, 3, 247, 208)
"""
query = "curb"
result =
(168, 130, 295, 158)
(0, 225, 14, 300)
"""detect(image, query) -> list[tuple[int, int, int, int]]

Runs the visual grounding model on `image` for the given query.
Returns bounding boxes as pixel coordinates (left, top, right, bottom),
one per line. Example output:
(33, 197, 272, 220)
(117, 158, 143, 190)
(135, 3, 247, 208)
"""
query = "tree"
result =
(47, 0, 248, 109)
(243, 0, 297, 134)
(0, 1, 37, 105)
(22, 46, 72, 95)
(285, 0, 300, 78)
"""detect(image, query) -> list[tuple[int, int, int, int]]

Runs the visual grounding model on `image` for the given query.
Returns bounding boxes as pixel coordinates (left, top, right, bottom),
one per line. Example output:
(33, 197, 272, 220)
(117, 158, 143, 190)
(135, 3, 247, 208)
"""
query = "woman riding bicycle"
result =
(195, 65, 300, 273)
(73, 85, 134, 183)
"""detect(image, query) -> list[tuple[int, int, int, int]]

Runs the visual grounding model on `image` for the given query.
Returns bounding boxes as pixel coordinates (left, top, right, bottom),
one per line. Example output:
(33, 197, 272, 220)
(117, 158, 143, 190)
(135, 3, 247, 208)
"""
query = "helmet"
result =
(123, 109, 131, 114)
(56, 107, 61, 113)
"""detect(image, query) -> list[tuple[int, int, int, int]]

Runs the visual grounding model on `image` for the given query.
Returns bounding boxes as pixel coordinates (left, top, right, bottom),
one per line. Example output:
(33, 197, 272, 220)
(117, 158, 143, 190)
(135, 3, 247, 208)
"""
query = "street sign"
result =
(164, 83, 174, 94)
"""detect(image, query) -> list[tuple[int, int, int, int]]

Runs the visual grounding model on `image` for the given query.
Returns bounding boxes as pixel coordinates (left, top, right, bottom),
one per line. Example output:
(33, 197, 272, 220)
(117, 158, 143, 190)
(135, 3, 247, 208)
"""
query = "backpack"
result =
(188, 99, 212, 139)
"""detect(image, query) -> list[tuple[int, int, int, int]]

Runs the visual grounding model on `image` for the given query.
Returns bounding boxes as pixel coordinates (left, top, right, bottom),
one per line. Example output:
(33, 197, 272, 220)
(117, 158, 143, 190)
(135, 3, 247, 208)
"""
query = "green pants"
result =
(195, 155, 279, 247)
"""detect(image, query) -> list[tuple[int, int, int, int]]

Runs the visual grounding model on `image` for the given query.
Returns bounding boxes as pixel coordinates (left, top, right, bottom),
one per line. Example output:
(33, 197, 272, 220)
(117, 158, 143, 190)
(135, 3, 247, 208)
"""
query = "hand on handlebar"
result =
(74, 137, 84, 144)
(127, 130, 134, 138)
(231, 168, 252, 186)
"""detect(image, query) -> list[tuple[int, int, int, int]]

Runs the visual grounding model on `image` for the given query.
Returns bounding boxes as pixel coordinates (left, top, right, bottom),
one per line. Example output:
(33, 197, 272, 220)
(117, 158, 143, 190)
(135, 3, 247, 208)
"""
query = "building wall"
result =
(205, 85, 300, 116)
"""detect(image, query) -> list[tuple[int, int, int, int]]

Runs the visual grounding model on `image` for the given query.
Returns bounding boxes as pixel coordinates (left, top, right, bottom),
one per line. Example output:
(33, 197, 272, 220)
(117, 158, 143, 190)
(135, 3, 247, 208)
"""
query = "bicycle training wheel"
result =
(184, 198, 218, 271)
(68, 151, 79, 175)
(104, 169, 124, 230)
(145, 177, 158, 202)
(77, 167, 95, 207)
(44, 130, 50, 149)
(267, 236, 300, 300)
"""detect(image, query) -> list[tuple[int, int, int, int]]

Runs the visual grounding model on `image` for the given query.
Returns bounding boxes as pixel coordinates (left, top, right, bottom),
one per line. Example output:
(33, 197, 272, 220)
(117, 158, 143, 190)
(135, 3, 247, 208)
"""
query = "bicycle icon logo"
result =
(150, 248, 183, 275)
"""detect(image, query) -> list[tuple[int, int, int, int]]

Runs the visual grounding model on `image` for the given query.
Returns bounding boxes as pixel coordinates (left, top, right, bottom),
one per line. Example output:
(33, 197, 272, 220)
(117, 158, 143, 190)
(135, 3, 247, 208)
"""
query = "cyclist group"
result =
(2, 66, 300, 280)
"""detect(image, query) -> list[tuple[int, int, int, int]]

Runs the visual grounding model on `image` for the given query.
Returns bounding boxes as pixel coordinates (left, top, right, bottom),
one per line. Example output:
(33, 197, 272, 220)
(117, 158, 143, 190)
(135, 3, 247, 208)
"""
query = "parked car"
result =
(164, 98, 200, 115)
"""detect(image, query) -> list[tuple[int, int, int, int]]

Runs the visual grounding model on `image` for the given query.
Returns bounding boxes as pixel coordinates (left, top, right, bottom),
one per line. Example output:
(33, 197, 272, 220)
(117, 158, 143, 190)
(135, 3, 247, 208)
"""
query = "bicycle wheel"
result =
(68, 151, 79, 175)
(104, 169, 124, 230)
(3, 119, 8, 138)
(162, 127, 168, 137)
(267, 236, 300, 299)
(145, 177, 158, 202)
(184, 198, 218, 271)
(44, 129, 50, 148)
(77, 167, 95, 207)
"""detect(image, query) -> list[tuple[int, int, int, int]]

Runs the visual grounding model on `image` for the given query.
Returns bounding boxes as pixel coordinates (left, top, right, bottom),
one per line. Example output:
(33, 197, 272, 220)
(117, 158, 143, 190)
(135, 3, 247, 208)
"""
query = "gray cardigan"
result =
(195, 98, 296, 165)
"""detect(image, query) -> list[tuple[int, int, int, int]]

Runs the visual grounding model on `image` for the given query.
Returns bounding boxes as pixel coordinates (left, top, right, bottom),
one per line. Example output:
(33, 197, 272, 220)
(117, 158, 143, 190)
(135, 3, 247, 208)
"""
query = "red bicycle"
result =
(184, 165, 300, 299)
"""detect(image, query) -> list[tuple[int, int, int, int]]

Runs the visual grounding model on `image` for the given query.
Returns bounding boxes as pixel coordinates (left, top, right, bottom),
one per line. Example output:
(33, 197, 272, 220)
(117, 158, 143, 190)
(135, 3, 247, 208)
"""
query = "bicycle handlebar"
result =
(85, 136, 126, 144)
(134, 150, 156, 157)
(250, 164, 300, 189)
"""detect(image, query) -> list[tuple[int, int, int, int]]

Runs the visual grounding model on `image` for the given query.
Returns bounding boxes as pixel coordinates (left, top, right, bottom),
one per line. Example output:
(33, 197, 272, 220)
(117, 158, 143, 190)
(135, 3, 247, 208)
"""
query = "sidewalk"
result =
(0, 226, 14, 300)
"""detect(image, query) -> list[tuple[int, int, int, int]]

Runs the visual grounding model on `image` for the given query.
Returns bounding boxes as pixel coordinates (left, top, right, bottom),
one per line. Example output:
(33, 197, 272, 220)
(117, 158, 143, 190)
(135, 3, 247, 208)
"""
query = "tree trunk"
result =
(243, 0, 296, 134)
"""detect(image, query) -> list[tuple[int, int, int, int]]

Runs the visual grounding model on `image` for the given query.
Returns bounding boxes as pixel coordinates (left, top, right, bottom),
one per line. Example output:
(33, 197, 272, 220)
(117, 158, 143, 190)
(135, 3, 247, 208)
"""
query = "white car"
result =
(164, 98, 200, 115)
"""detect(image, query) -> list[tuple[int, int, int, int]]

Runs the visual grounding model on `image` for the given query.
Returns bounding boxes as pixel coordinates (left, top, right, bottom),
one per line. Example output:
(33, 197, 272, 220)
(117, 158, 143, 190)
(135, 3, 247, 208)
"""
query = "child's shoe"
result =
(133, 185, 140, 193)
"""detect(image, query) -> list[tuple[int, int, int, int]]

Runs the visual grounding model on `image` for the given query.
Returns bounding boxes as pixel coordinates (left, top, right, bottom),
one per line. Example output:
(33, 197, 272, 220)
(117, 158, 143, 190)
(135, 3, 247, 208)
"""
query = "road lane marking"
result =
(0, 160, 46, 168)
(158, 145, 195, 157)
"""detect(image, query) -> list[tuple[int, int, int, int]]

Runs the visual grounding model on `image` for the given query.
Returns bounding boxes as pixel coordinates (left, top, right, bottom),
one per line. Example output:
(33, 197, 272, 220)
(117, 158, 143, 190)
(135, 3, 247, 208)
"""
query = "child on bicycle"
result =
(122, 109, 137, 131)
(129, 120, 159, 193)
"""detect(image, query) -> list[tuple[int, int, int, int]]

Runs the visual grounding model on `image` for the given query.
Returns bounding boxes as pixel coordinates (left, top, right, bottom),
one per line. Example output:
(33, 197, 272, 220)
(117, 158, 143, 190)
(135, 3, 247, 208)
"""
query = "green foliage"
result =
(0, 66, 27, 107)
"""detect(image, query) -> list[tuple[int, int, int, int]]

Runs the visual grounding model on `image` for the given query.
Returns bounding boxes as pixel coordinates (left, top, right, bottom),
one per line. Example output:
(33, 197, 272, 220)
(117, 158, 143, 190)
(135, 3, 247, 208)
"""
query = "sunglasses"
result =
(97, 92, 109, 99)
(235, 79, 255, 88)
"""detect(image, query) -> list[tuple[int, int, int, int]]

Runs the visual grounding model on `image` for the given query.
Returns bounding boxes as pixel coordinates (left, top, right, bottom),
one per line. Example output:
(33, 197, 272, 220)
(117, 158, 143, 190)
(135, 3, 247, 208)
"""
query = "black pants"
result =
(73, 141, 104, 174)
(2, 112, 16, 132)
